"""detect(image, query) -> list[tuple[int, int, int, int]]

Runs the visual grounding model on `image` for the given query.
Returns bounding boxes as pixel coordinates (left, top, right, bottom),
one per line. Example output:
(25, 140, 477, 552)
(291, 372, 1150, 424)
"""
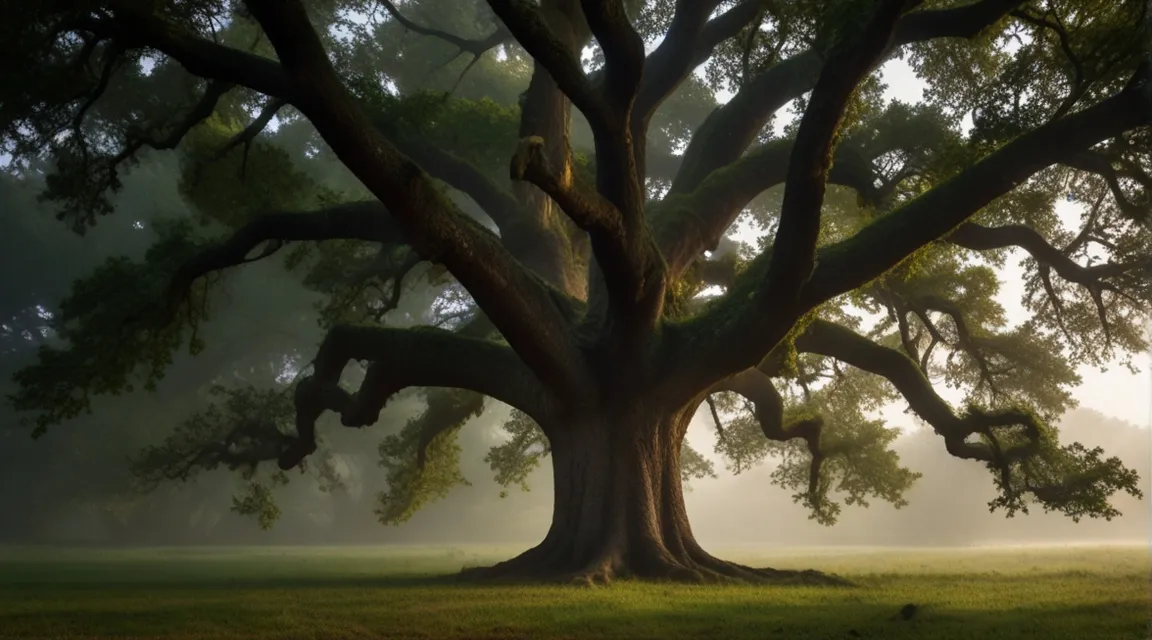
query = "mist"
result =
(1, 28, 1148, 553)
(2, 160, 1148, 549)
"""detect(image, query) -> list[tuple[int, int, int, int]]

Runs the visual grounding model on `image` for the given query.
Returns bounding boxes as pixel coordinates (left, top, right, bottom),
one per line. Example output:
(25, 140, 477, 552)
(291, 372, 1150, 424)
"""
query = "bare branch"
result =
(1061, 150, 1150, 219)
(380, 0, 512, 57)
(704, 394, 727, 444)
(379, 0, 513, 91)
(209, 96, 288, 175)
(1010, 7, 1084, 119)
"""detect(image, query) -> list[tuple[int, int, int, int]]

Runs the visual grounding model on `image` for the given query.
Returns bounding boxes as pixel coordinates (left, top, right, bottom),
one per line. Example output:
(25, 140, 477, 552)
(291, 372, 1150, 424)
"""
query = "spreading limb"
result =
(713, 370, 830, 508)
(244, 0, 590, 394)
(792, 319, 1141, 519)
(766, 0, 921, 303)
(669, 0, 1030, 194)
(166, 201, 407, 313)
(802, 70, 1151, 306)
(283, 323, 554, 470)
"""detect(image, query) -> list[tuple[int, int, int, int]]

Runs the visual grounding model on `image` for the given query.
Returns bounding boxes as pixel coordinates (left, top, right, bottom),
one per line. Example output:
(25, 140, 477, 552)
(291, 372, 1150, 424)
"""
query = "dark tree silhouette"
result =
(3, 0, 1149, 583)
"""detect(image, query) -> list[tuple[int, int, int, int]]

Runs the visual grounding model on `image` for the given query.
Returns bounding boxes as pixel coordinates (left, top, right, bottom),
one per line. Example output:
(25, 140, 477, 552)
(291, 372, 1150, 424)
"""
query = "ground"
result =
(0, 544, 1147, 639)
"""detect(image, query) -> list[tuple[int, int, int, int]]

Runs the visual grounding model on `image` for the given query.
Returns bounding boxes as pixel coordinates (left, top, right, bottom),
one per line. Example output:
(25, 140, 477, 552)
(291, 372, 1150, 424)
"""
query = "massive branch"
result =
(580, 0, 644, 112)
(791, 319, 1141, 518)
(793, 319, 1034, 462)
(243, 0, 589, 394)
(76, 6, 585, 385)
(484, 0, 611, 129)
(670, 0, 1029, 195)
(767, 0, 918, 303)
(283, 323, 553, 471)
(947, 222, 1152, 291)
(653, 139, 877, 277)
(510, 136, 629, 266)
(632, 0, 760, 124)
(801, 69, 1152, 307)
(668, 64, 1150, 402)
(87, 3, 294, 100)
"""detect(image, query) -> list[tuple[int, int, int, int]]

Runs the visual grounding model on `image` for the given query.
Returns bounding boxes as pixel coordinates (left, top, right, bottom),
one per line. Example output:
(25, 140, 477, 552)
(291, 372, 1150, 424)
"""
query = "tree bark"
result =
(460, 404, 846, 585)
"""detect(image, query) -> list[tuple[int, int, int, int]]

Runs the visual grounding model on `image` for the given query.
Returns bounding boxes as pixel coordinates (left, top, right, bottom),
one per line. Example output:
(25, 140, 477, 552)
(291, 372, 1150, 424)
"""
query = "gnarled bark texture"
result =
(462, 406, 845, 585)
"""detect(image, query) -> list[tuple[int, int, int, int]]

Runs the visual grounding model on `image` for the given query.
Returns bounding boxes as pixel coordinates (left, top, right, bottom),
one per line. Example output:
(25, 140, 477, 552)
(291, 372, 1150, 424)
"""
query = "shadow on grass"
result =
(0, 595, 1143, 639)
(0, 571, 457, 591)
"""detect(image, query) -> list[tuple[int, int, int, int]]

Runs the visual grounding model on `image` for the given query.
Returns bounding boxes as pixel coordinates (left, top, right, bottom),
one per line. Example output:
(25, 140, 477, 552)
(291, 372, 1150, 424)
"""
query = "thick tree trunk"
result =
(461, 405, 846, 585)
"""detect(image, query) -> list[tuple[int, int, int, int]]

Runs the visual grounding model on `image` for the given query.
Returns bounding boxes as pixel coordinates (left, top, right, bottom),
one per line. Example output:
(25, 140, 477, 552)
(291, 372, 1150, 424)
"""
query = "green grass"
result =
(0, 544, 1148, 639)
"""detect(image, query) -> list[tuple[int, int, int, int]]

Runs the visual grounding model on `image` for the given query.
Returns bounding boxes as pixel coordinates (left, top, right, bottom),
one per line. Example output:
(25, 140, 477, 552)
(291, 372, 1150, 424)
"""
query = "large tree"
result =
(3, 0, 1150, 583)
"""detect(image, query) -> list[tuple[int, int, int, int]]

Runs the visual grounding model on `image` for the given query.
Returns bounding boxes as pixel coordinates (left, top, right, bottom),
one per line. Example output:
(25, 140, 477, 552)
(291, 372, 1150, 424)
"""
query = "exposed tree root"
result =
(456, 540, 852, 587)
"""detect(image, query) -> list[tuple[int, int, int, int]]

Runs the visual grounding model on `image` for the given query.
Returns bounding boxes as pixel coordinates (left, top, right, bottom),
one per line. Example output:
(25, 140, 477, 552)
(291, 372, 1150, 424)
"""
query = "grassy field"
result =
(0, 544, 1148, 639)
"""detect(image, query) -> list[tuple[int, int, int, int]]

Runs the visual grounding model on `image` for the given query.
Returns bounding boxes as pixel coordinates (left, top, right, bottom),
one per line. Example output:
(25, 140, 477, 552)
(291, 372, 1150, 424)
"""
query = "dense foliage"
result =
(1, 0, 1149, 579)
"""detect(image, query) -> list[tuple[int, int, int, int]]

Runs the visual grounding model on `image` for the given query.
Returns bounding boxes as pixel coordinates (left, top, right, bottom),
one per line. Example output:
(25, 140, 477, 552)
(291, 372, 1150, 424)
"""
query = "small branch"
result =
(210, 97, 288, 176)
(1010, 7, 1084, 119)
(1061, 150, 1149, 219)
(380, 0, 512, 56)
(167, 201, 408, 313)
(946, 221, 1151, 348)
(903, 293, 1002, 397)
(793, 320, 1037, 466)
(705, 394, 728, 444)
(713, 369, 829, 508)
(379, 0, 512, 90)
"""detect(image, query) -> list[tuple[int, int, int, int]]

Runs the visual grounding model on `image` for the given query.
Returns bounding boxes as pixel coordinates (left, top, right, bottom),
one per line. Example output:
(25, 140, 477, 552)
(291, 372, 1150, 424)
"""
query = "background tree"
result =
(2, 0, 1149, 583)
